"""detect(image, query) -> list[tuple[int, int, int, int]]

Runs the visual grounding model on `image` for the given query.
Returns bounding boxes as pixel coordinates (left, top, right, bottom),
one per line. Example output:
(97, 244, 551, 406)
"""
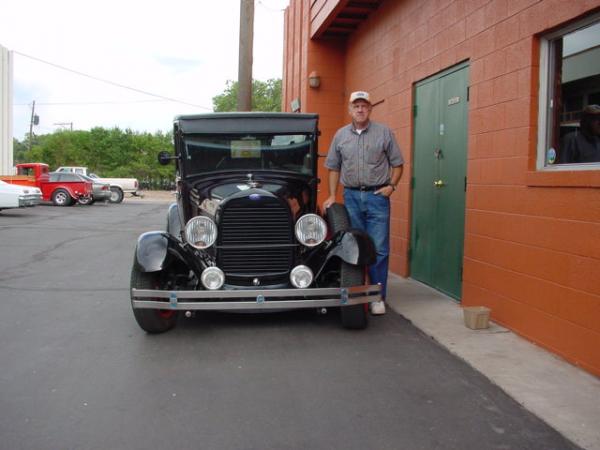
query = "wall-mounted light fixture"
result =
(308, 71, 321, 89)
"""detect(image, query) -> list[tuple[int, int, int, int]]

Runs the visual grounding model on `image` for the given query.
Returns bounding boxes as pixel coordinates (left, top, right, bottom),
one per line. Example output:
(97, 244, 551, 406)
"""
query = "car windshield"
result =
(182, 134, 314, 176)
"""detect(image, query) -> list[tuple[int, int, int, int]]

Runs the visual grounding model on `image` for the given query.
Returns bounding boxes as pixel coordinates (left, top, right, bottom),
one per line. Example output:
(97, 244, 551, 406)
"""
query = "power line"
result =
(14, 99, 170, 106)
(13, 51, 212, 110)
(257, 0, 286, 12)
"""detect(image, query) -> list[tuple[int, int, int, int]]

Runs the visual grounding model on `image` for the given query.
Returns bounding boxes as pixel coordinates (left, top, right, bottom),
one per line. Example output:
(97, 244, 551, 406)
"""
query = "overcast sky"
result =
(0, 0, 288, 140)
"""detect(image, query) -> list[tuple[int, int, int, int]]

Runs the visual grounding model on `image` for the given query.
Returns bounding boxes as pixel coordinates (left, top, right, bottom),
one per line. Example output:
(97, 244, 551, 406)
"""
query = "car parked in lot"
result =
(130, 112, 381, 333)
(0, 180, 42, 211)
(0, 163, 93, 206)
(45, 172, 94, 206)
(55, 166, 141, 203)
(77, 174, 111, 204)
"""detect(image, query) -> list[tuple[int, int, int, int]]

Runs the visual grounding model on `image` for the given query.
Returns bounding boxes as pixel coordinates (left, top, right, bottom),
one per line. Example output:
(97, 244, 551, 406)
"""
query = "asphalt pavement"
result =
(386, 275, 600, 450)
(0, 196, 586, 450)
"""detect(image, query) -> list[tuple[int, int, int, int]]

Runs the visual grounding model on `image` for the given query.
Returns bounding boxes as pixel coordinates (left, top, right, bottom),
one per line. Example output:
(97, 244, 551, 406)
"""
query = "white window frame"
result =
(537, 12, 600, 171)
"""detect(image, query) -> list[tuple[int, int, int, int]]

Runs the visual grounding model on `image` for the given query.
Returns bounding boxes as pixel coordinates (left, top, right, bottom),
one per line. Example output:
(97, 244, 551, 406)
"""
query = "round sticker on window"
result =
(547, 147, 557, 165)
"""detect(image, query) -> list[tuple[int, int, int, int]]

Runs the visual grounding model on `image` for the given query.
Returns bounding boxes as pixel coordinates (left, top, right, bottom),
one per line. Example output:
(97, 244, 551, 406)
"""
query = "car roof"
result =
(174, 112, 319, 135)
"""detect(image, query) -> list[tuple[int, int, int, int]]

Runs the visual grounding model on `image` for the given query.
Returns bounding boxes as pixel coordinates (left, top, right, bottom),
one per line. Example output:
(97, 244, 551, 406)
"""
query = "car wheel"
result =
(130, 262, 179, 333)
(326, 203, 368, 328)
(326, 203, 351, 234)
(52, 189, 72, 206)
(340, 261, 369, 329)
(78, 196, 93, 205)
(109, 187, 124, 203)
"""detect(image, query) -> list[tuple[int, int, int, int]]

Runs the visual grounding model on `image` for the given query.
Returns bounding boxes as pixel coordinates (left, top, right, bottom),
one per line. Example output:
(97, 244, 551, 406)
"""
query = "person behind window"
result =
(560, 104, 600, 163)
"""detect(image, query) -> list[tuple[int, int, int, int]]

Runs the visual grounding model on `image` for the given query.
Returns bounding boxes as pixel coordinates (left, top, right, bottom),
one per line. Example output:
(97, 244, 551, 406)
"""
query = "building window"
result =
(538, 14, 600, 169)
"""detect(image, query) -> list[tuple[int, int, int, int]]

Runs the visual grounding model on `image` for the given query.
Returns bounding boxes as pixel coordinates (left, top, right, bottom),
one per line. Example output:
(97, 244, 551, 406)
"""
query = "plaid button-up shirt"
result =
(325, 121, 404, 188)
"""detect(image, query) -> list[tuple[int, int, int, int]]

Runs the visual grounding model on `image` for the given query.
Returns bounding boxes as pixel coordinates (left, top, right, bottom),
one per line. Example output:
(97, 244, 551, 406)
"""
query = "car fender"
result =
(109, 182, 124, 190)
(135, 231, 170, 272)
(95, 177, 139, 193)
(52, 185, 78, 200)
(328, 229, 376, 266)
(166, 202, 183, 239)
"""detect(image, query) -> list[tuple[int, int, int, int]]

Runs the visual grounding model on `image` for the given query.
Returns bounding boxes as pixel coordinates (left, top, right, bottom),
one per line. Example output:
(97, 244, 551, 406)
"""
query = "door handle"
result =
(433, 179, 445, 187)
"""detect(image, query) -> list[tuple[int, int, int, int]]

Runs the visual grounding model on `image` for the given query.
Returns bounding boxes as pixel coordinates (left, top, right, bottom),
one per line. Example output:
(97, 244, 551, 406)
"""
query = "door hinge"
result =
(467, 86, 470, 102)
(411, 176, 415, 189)
(413, 104, 418, 117)
(464, 176, 467, 192)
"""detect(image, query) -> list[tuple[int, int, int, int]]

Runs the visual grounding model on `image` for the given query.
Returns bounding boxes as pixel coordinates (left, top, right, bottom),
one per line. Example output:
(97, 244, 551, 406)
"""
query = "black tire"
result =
(109, 187, 124, 203)
(130, 262, 179, 333)
(340, 261, 369, 329)
(77, 196, 94, 205)
(326, 203, 351, 234)
(326, 203, 368, 328)
(52, 189, 72, 206)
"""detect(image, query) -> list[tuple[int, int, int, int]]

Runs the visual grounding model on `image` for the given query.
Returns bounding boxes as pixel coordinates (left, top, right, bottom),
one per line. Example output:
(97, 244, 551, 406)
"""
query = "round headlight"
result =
(295, 214, 327, 247)
(290, 265, 314, 288)
(201, 267, 225, 290)
(184, 216, 217, 249)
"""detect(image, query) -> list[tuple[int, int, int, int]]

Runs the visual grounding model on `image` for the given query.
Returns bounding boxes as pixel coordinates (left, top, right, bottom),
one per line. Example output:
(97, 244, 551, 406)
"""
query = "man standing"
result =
(324, 91, 404, 315)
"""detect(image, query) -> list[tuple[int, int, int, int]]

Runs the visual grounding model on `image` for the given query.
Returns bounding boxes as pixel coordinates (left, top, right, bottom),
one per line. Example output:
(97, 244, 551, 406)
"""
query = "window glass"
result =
(56, 173, 79, 182)
(18, 167, 33, 176)
(182, 134, 314, 176)
(540, 18, 600, 167)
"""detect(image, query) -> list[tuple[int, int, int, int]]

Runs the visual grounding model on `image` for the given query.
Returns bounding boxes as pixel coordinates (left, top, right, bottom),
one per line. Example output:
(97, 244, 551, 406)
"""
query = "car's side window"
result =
(58, 173, 78, 182)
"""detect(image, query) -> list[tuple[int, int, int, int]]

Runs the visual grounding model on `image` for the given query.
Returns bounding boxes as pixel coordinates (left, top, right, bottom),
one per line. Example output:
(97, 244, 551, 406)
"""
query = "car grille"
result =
(217, 195, 294, 284)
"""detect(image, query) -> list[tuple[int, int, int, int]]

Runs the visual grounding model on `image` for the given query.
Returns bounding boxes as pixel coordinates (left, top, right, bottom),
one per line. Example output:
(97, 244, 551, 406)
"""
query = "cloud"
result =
(154, 56, 205, 73)
(1, 0, 288, 139)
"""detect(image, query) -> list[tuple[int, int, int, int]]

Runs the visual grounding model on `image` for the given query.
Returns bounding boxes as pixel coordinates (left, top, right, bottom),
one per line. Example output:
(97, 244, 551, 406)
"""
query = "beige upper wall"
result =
(0, 45, 13, 174)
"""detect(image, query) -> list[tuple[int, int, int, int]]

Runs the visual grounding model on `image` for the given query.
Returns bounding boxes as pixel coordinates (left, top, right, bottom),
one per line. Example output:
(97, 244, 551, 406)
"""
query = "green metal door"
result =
(410, 63, 469, 300)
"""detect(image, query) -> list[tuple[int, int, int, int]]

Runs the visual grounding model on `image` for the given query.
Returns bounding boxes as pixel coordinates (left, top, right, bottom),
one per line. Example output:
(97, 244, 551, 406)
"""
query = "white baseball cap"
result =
(349, 91, 371, 104)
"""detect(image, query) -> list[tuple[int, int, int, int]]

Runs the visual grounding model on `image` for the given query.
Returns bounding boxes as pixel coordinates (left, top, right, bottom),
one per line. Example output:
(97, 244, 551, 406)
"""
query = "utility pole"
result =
(28, 100, 36, 151)
(237, 0, 254, 111)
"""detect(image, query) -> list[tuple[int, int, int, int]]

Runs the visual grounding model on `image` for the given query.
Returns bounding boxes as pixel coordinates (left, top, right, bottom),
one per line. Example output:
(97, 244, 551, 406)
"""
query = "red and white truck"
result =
(0, 163, 93, 206)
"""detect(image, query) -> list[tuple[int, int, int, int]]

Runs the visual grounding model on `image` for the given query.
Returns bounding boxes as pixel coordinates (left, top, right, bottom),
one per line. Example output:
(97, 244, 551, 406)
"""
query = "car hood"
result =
(0, 183, 41, 195)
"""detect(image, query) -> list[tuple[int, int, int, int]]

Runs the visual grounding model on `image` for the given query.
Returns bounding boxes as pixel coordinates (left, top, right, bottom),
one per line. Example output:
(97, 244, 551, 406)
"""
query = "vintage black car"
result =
(130, 112, 381, 333)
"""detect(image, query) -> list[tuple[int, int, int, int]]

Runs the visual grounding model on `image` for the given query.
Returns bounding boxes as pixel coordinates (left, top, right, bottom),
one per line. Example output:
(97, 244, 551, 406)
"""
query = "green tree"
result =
(13, 138, 28, 164)
(13, 127, 174, 186)
(212, 78, 282, 112)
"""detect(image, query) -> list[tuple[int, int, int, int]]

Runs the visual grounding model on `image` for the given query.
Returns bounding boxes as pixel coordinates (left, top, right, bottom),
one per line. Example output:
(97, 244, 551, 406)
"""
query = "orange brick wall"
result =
(284, 0, 600, 377)
(284, 0, 348, 207)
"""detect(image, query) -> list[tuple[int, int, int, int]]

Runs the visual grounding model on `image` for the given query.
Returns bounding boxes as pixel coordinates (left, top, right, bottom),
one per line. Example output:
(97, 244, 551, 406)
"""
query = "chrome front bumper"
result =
(131, 284, 381, 311)
(19, 195, 42, 207)
(94, 191, 112, 201)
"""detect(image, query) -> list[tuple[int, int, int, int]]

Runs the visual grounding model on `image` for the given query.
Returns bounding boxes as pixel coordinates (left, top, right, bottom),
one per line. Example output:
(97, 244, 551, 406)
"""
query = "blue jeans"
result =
(343, 189, 390, 300)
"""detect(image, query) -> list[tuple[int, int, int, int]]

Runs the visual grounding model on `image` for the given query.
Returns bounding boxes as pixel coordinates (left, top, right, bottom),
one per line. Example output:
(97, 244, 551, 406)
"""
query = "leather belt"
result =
(344, 184, 387, 191)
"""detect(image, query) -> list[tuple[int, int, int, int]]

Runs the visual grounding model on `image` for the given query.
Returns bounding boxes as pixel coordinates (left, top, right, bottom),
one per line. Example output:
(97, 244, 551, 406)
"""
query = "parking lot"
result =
(0, 198, 580, 450)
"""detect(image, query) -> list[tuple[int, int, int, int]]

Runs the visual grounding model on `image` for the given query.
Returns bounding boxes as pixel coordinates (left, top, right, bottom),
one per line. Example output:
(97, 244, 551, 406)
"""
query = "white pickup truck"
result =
(55, 166, 142, 203)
